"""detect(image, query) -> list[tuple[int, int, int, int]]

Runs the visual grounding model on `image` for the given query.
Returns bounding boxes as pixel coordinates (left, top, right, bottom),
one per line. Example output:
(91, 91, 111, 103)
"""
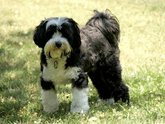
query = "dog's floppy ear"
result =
(33, 20, 47, 48)
(68, 18, 81, 50)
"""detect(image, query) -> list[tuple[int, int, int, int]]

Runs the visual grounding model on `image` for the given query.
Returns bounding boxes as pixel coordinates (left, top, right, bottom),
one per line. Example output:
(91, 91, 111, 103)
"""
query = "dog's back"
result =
(80, 9, 120, 72)
(86, 9, 120, 45)
(80, 9, 129, 104)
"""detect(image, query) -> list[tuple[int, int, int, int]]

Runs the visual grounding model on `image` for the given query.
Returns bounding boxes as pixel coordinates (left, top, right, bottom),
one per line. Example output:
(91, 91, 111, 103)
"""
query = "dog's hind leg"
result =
(88, 70, 114, 104)
(71, 72, 90, 114)
(99, 58, 130, 104)
(88, 53, 130, 104)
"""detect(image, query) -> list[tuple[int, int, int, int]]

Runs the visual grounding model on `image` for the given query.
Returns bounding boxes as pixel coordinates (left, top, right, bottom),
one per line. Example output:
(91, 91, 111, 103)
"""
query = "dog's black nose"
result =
(56, 41, 62, 48)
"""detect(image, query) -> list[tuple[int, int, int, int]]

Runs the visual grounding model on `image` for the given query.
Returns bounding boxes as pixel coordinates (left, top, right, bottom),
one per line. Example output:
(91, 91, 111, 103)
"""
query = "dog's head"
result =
(33, 17, 81, 59)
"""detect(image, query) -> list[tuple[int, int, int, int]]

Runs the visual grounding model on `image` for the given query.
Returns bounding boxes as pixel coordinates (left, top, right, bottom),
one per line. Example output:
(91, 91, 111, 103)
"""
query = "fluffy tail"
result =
(86, 9, 120, 46)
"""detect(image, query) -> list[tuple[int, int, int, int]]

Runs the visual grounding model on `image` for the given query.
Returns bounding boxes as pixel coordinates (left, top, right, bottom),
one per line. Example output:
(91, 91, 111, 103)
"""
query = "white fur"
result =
(42, 58, 81, 85)
(97, 98, 114, 104)
(46, 17, 68, 30)
(44, 32, 71, 58)
(41, 89, 59, 113)
(71, 87, 90, 114)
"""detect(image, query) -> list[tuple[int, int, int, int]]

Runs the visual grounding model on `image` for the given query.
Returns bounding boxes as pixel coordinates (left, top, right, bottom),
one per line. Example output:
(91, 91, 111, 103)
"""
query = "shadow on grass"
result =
(0, 28, 34, 72)
(89, 93, 130, 111)
(36, 102, 72, 121)
(0, 66, 41, 122)
(0, 29, 41, 122)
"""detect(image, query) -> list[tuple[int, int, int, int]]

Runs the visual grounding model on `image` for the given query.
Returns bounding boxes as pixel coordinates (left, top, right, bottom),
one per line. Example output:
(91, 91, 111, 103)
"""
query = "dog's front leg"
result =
(41, 78, 59, 113)
(71, 72, 90, 114)
(41, 89, 59, 113)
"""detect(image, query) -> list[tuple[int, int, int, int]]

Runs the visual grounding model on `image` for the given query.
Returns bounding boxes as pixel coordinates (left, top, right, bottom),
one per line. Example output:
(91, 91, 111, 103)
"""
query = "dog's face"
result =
(33, 17, 81, 59)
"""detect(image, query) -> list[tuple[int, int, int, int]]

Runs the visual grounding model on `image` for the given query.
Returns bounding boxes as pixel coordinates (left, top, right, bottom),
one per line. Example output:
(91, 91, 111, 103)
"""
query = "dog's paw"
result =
(71, 87, 90, 114)
(70, 104, 89, 114)
(41, 90, 59, 113)
(97, 98, 114, 104)
(43, 104, 59, 113)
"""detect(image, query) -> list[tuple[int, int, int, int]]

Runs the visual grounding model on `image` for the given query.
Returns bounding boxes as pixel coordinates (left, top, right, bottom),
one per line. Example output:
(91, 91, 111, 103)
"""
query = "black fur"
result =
(80, 10, 129, 104)
(86, 10, 120, 47)
(72, 69, 89, 89)
(33, 19, 47, 48)
(40, 77, 55, 90)
(40, 50, 47, 71)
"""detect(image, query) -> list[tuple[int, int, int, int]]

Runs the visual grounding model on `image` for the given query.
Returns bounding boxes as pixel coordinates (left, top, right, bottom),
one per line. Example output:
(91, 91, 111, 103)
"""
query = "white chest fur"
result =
(42, 58, 80, 85)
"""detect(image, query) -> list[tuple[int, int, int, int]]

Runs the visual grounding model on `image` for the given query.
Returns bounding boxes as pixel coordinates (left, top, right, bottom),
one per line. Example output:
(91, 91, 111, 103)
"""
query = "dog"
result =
(33, 9, 130, 114)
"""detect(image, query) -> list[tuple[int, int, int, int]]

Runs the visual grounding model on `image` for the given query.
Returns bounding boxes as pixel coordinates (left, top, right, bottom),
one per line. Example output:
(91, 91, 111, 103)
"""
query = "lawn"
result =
(0, 0, 165, 123)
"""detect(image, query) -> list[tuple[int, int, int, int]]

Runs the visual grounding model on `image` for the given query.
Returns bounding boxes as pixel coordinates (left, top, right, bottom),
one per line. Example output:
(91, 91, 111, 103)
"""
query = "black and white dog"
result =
(33, 9, 129, 114)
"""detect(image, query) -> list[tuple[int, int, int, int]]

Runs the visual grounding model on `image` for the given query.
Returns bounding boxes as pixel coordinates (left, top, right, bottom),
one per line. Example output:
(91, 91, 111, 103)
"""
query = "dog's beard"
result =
(44, 39, 71, 59)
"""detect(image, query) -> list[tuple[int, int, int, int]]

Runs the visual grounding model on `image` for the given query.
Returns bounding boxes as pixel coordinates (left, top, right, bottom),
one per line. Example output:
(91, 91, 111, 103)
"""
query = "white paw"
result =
(97, 98, 114, 104)
(71, 104, 89, 114)
(71, 87, 90, 114)
(41, 89, 59, 113)
(43, 104, 59, 113)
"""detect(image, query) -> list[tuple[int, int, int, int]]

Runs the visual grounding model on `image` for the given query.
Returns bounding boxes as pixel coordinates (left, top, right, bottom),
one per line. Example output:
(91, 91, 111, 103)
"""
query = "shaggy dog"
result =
(33, 9, 129, 114)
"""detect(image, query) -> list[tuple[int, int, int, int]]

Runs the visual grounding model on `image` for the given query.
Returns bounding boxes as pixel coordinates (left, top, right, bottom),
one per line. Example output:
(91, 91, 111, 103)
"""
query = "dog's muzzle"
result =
(44, 40, 71, 59)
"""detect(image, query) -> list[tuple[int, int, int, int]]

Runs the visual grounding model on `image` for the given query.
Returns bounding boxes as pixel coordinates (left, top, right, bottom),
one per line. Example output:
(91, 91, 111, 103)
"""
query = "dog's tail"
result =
(86, 9, 120, 46)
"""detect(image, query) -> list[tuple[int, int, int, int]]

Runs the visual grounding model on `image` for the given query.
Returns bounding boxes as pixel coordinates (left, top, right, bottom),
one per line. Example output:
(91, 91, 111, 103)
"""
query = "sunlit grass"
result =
(0, 0, 165, 123)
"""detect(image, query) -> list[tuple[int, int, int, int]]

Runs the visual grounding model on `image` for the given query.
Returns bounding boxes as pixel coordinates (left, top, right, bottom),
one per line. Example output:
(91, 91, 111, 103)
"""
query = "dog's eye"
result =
(46, 30, 54, 39)
(60, 26, 72, 40)
(46, 25, 57, 39)
(46, 30, 55, 39)
(61, 29, 69, 37)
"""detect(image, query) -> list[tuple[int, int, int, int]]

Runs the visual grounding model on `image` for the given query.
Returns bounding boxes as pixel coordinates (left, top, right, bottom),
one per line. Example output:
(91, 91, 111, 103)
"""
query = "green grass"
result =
(0, 0, 165, 123)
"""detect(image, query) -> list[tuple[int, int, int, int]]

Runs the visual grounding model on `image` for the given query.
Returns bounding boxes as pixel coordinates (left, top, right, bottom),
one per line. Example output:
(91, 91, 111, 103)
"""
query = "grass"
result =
(0, 0, 165, 123)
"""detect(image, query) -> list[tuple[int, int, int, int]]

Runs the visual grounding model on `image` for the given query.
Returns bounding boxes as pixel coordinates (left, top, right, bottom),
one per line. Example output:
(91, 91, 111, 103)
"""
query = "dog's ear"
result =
(33, 20, 47, 48)
(68, 18, 81, 50)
